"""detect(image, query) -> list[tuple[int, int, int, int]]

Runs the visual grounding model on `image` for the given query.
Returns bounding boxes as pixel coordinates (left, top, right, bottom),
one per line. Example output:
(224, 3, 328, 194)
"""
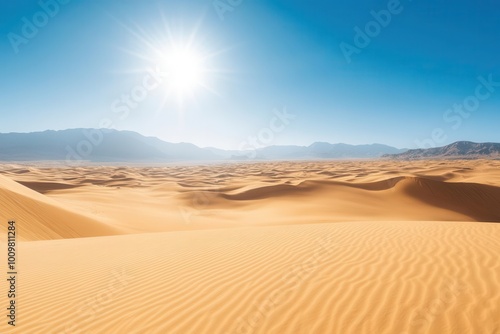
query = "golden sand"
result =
(0, 160, 499, 333)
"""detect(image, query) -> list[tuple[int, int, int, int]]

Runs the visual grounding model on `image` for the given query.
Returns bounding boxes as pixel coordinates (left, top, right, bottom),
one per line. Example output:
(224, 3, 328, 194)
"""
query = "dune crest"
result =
(2, 160, 500, 241)
(0, 160, 499, 333)
(0, 174, 121, 240)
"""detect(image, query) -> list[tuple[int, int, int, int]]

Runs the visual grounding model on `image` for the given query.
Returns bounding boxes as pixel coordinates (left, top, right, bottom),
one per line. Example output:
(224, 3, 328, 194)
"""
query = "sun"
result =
(157, 47, 205, 97)
(116, 14, 224, 107)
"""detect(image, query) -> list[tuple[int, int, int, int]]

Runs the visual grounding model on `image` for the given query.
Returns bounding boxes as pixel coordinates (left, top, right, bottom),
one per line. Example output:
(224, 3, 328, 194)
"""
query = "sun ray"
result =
(110, 8, 234, 108)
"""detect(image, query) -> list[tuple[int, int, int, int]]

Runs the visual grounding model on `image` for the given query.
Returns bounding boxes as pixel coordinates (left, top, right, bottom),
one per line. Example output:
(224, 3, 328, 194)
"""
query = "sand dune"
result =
(2, 160, 500, 240)
(5, 222, 500, 334)
(0, 174, 120, 240)
(0, 160, 499, 333)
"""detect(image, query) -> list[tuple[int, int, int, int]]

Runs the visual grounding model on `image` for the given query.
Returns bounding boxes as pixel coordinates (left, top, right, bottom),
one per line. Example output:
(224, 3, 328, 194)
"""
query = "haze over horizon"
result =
(2, 127, 500, 153)
(1, 0, 499, 150)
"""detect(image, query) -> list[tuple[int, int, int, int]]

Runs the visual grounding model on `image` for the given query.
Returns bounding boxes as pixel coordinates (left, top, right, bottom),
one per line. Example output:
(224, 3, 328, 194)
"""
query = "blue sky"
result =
(1, 0, 499, 149)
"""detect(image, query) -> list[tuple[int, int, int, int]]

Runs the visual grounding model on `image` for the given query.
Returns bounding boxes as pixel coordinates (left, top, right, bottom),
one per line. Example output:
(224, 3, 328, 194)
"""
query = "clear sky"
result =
(1, 0, 499, 149)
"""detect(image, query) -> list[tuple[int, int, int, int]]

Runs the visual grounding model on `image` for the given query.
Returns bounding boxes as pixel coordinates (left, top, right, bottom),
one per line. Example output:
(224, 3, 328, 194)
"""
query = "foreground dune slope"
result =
(3, 222, 499, 334)
(0, 174, 121, 240)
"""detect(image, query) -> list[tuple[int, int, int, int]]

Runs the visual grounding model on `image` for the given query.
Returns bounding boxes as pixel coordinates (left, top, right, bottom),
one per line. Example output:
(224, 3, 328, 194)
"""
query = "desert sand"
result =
(0, 160, 499, 333)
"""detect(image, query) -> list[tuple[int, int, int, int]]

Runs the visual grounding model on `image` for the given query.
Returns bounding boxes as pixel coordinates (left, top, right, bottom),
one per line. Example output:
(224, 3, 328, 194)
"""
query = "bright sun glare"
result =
(120, 16, 222, 107)
(158, 48, 204, 96)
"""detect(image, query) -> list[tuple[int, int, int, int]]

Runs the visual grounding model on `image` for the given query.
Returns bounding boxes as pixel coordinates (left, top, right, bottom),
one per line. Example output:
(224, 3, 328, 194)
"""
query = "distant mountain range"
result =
(1, 130, 497, 162)
(384, 141, 500, 160)
(0, 129, 406, 162)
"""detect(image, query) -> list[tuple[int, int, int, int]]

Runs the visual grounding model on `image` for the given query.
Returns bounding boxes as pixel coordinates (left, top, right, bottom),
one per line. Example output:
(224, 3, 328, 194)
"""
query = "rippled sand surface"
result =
(1, 160, 499, 333)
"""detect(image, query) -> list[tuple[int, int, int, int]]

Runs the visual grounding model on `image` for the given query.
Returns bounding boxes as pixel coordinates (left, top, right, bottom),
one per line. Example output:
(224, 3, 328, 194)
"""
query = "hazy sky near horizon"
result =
(1, 0, 499, 150)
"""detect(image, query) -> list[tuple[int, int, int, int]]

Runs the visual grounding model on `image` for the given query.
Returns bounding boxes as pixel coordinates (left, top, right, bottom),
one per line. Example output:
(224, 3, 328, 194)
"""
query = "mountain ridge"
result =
(4, 129, 496, 162)
(384, 141, 500, 160)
